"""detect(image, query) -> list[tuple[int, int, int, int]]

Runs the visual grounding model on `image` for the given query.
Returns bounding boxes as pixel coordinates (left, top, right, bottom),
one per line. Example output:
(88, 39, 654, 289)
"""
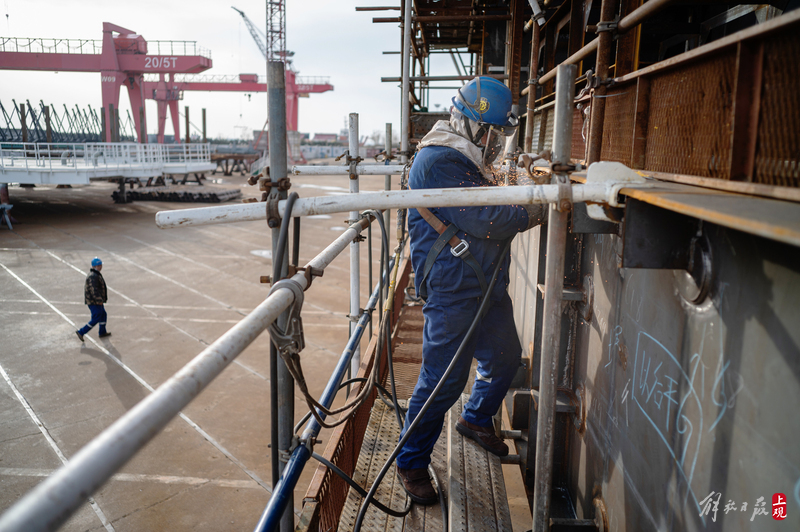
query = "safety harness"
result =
(416, 206, 487, 300)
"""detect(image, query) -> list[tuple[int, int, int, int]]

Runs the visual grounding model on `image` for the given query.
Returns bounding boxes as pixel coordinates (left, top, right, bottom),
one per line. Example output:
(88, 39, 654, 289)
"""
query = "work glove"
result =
(524, 203, 548, 230)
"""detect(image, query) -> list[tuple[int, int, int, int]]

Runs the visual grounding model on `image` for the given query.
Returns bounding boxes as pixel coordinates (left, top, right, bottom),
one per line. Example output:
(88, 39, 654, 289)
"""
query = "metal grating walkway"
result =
(338, 302, 512, 531)
(337, 399, 447, 532)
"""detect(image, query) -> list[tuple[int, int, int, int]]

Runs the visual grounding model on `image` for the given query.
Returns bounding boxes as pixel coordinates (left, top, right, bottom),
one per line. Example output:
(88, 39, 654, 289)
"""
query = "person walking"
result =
(76, 257, 111, 341)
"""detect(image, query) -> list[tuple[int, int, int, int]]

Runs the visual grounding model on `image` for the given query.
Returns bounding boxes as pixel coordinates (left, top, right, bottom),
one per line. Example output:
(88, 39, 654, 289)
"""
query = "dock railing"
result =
(0, 141, 212, 181)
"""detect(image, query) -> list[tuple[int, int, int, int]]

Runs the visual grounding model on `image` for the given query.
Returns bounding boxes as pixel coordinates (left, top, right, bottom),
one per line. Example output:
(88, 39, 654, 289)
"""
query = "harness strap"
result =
(417, 207, 488, 300)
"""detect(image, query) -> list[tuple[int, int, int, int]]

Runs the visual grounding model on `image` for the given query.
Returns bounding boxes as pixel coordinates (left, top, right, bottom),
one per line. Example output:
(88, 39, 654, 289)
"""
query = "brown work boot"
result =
(456, 415, 509, 457)
(396, 466, 438, 506)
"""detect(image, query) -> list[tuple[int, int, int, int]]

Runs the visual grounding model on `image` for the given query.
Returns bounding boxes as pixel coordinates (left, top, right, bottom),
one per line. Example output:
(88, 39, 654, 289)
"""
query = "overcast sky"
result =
(1, 0, 459, 141)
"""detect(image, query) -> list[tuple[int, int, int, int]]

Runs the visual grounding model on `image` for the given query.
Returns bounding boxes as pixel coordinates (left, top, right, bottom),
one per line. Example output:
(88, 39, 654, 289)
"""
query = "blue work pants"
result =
(396, 292, 521, 470)
(78, 304, 107, 336)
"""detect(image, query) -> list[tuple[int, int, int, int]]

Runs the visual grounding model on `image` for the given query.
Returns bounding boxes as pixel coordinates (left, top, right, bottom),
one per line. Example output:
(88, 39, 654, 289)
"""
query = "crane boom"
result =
(231, 6, 267, 59)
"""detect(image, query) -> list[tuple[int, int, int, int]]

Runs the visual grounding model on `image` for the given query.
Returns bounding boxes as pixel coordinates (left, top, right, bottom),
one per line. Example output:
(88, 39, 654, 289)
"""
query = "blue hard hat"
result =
(452, 76, 516, 130)
(91, 257, 103, 267)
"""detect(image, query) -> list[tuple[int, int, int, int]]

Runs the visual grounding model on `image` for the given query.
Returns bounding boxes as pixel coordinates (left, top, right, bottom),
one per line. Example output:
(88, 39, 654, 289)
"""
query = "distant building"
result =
(311, 133, 338, 143)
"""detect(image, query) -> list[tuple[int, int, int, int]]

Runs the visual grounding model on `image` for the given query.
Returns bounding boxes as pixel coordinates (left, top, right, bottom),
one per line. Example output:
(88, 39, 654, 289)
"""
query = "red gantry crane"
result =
(0, 18, 332, 145)
(0, 22, 212, 143)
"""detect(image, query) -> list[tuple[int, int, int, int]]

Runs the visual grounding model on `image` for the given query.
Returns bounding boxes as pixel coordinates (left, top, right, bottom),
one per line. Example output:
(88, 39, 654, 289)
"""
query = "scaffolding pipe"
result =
(266, 60, 294, 532)
(400, 0, 412, 164)
(348, 113, 361, 376)
(0, 218, 370, 532)
(384, 123, 393, 233)
(382, 74, 507, 82)
(254, 254, 395, 532)
(155, 183, 615, 229)
(527, 0, 679, 91)
(588, 0, 618, 164)
(524, 18, 541, 152)
(291, 164, 406, 176)
(531, 64, 577, 532)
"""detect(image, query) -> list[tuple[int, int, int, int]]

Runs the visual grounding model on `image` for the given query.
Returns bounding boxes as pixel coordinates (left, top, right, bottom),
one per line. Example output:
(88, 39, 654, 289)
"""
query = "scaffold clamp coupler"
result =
(268, 279, 305, 357)
(276, 177, 292, 191)
(295, 266, 324, 290)
(557, 180, 574, 212)
(551, 162, 577, 173)
(596, 17, 619, 34)
(266, 192, 281, 228)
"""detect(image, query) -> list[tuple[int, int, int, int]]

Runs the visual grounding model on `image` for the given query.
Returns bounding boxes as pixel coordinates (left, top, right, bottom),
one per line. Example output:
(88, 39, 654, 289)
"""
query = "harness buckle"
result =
(451, 239, 469, 257)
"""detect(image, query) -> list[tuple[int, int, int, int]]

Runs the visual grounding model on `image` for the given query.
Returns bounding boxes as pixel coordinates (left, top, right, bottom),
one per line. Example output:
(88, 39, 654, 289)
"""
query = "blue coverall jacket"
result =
(397, 144, 530, 470)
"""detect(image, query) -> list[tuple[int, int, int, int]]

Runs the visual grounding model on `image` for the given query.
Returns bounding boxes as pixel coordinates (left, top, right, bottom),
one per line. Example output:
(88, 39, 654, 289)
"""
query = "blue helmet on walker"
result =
(91, 257, 102, 267)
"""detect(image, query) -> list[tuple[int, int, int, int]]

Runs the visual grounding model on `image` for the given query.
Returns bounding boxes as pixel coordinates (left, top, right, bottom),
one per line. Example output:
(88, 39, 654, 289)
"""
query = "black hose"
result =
(353, 237, 514, 532)
(270, 192, 299, 487)
(292, 379, 399, 435)
(365, 209, 404, 430)
(311, 453, 412, 518)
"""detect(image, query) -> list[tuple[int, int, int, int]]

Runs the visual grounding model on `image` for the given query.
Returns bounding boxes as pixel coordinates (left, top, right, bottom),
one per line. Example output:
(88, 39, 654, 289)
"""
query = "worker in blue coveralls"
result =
(395, 77, 547, 505)
(75, 257, 111, 341)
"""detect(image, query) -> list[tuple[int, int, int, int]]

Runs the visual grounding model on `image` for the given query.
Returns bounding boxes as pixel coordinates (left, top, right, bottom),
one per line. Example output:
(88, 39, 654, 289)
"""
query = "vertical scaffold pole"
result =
(524, 19, 541, 153)
(384, 123, 393, 232)
(400, 0, 412, 165)
(348, 113, 361, 375)
(532, 63, 576, 532)
(266, 60, 293, 532)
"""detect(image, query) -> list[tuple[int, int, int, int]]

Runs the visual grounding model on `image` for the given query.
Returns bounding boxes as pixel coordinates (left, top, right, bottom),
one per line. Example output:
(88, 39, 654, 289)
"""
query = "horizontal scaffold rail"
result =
(155, 183, 618, 229)
(291, 164, 406, 176)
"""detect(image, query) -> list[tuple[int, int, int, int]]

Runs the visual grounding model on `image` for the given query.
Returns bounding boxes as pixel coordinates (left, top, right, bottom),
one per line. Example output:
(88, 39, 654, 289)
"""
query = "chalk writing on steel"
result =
(631, 324, 742, 514)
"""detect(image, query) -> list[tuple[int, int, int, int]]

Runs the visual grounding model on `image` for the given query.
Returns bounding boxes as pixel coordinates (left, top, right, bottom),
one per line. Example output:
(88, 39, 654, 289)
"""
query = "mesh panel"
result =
(543, 109, 554, 152)
(531, 113, 542, 151)
(600, 87, 637, 164)
(644, 52, 736, 178)
(755, 30, 800, 187)
(572, 106, 587, 161)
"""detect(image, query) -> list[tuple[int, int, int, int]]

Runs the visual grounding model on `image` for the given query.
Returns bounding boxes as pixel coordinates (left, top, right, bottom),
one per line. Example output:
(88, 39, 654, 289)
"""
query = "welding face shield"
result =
(480, 124, 516, 167)
(451, 77, 518, 169)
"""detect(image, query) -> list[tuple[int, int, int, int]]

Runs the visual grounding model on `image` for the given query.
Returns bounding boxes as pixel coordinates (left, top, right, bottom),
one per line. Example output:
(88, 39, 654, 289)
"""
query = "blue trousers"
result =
(396, 293, 521, 470)
(78, 304, 107, 336)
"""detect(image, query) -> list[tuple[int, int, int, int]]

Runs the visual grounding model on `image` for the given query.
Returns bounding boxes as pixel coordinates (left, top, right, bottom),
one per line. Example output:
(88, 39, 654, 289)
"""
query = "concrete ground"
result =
(0, 165, 400, 531)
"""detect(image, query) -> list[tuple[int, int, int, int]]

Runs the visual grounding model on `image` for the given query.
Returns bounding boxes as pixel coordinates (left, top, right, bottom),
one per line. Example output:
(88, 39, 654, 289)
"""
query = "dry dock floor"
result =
(0, 166, 399, 531)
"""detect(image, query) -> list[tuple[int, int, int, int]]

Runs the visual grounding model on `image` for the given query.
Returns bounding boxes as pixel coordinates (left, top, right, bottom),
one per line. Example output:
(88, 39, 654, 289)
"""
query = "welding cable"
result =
(285, 223, 399, 432)
(311, 452, 412, 518)
(429, 463, 448, 529)
(292, 379, 398, 435)
(364, 209, 405, 430)
(280, 220, 397, 429)
(269, 191, 299, 486)
(354, 237, 515, 532)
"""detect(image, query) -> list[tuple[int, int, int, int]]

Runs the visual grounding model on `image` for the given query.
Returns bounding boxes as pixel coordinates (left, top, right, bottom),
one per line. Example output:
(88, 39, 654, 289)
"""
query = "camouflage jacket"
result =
(84, 268, 107, 305)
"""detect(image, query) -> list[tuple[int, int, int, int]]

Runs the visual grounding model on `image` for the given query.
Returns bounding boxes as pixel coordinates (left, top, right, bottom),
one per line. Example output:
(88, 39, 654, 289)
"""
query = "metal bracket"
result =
(266, 191, 281, 228)
(346, 309, 364, 322)
(268, 279, 306, 357)
(374, 150, 396, 163)
(596, 17, 619, 33)
(556, 180, 574, 212)
(348, 153, 364, 180)
(576, 69, 596, 99)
